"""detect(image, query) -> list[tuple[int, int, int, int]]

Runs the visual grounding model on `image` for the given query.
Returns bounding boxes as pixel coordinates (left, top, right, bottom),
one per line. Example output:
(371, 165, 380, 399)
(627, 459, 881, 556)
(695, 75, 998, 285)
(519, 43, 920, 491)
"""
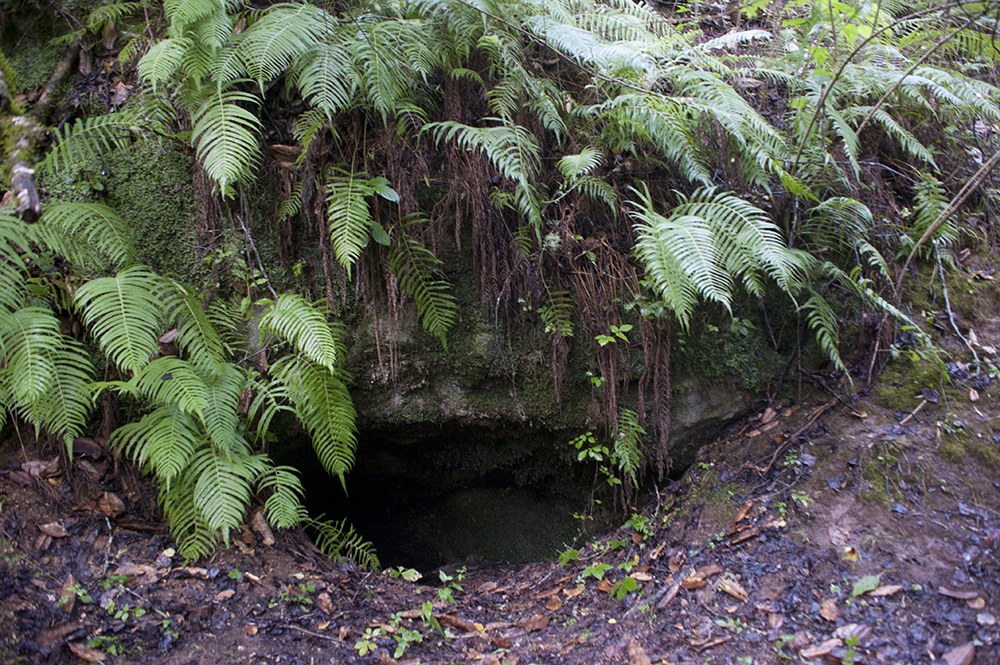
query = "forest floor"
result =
(3, 367, 1000, 665)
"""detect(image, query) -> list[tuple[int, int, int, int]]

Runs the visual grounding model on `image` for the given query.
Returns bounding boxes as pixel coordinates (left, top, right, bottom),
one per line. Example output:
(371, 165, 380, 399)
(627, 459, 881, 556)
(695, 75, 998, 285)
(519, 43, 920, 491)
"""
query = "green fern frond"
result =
(39, 115, 137, 176)
(131, 357, 209, 415)
(324, 169, 398, 272)
(388, 222, 458, 350)
(866, 107, 936, 166)
(631, 186, 805, 330)
(557, 148, 603, 179)
(75, 265, 167, 376)
(615, 407, 645, 489)
(236, 2, 332, 92)
(202, 363, 246, 449)
(0, 308, 66, 405)
(191, 88, 263, 193)
(189, 443, 265, 541)
(802, 293, 848, 377)
(139, 37, 194, 90)
(293, 41, 357, 118)
(111, 405, 203, 488)
(37, 202, 136, 270)
(305, 515, 380, 570)
(259, 293, 341, 372)
(19, 335, 93, 446)
(0, 213, 33, 310)
(259, 465, 308, 529)
(163, 279, 228, 375)
(160, 463, 219, 560)
(272, 357, 357, 488)
(539, 290, 574, 338)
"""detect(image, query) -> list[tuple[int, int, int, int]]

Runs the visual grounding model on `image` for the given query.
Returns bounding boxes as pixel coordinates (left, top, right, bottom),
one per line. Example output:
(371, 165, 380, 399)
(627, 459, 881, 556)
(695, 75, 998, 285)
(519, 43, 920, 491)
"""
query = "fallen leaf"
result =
(317, 592, 333, 615)
(522, 614, 549, 632)
(59, 573, 77, 615)
(668, 550, 685, 572)
(630, 571, 653, 582)
(852, 574, 881, 597)
(800, 638, 842, 659)
(820, 598, 839, 621)
(545, 596, 562, 611)
(214, 589, 235, 602)
(718, 578, 748, 602)
(317, 621, 330, 630)
(596, 579, 613, 594)
(24, 457, 61, 479)
(922, 387, 939, 403)
(870, 584, 902, 597)
(246, 625, 258, 636)
(563, 585, 585, 598)
(768, 613, 784, 630)
(733, 501, 753, 524)
(939, 587, 979, 600)
(68, 642, 106, 662)
(39, 522, 69, 538)
(627, 637, 652, 665)
(828, 525, 851, 548)
(942, 642, 975, 665)
(761, 407, 777, 424)
(96, 492, 125, 518)
(966, 597, 986, 610)
(440, 614, 479, 633)
(477, 581, 498, 594)
(970, 388, 980, 402)
(833, 623, 871, 643)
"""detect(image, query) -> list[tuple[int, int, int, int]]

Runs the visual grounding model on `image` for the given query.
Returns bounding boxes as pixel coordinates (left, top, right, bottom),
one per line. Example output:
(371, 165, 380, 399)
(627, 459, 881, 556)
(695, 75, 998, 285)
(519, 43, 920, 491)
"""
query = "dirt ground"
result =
(3, 367, 1000, 665)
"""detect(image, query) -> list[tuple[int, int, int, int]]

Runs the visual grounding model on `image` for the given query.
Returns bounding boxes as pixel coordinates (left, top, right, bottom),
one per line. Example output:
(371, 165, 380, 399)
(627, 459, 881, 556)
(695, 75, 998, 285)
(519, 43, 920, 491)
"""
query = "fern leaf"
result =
(324, 170, 398, 271)
(0, 308, 64, 405)
(557, 148, 603, 179)
(75, 266, 166, 376)
(259, 293, 341, 372)
(272, 357, 356, 487)
(802, 293, 848, 376)
(539, 290, 574, 338)
(388, 223, 458, 349)
(191, 89, 262, 193)
(237, 2, 332, 92)
(189, 444, 262, 541)
(131, 357, 209, 415)
(37, 202, 136, 269)
(305, 515, 380, 570)
(159, 458, 221, 560)
(201, 363, 245, 449)
(615, 407, 645, 489)
(39, 115, 137, 176)
(111, 405, 203, 488)
(22, 337, 93, 448)
(139, 37, 193, 90)
(163, 279, 228, 375)
(259, 465, 308, 529)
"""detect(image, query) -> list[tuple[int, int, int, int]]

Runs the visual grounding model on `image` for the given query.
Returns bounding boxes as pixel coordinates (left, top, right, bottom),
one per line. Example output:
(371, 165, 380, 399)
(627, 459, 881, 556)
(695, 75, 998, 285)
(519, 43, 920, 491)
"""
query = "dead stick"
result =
(899, 399, 927, 425)
(761, 400, 837, 475)
(896, 149, 1000, 296)
(285, 624, 346, 643)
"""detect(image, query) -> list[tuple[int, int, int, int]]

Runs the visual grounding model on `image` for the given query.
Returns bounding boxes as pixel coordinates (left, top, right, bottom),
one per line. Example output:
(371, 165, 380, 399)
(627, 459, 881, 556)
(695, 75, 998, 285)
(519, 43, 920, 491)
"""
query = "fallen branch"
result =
(896, 149, 1000, 296)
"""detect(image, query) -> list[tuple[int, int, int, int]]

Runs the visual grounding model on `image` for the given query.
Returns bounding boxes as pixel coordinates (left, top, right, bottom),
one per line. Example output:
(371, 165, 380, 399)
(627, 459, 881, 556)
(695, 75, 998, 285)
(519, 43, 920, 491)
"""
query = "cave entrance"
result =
(288, 424, 595, 571)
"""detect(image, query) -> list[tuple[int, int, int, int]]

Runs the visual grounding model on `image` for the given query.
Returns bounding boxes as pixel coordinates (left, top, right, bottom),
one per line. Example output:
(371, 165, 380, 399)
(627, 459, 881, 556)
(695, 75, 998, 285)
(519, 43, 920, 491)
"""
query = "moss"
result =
(872, 357, 948, 413)
(39, 137, 201, 281)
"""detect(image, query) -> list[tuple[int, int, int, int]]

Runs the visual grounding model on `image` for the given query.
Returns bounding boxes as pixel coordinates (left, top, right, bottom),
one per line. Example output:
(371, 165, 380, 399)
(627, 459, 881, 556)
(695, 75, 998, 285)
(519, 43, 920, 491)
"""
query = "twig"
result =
(760, 400, 837, 475)
(899, 399, 927, 425)
(284, 624, 346, 643)
(934, 241, 979, 371)
(896, 149, 1000, 294)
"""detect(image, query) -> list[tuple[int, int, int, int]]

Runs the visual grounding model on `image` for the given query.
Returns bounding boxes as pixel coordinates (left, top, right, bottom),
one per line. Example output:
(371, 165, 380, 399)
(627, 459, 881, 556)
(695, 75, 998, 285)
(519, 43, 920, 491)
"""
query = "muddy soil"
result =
(2, 381, 1000, 664)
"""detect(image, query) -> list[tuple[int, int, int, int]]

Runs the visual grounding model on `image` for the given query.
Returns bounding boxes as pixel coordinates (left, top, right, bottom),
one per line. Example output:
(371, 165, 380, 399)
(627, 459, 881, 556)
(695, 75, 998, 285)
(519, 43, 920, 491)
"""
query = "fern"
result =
(75, 266, 166, 375)
(37, 202, 136, 270)
(325, 169, 398, 272)
(388, 220, 459, 350)
(272, 357, 357, 489)
(111, 405, 203, 488)
(39, 115, 137, 176)
(305, 515, 380, 570)
(259, 466, 308, 529)
(259, 293, 342, 372)
(802, 293, 848, 377)
(615, 407, 645, 490)
(631, 185, 806, 330)
(539, 290, 574, 338)
(191, 89, 263, 194)
(130, 357, 210, 415)
(0, 308, 67, 405)
(21, 337, 94, 449)
(163, 279, 229, 376)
